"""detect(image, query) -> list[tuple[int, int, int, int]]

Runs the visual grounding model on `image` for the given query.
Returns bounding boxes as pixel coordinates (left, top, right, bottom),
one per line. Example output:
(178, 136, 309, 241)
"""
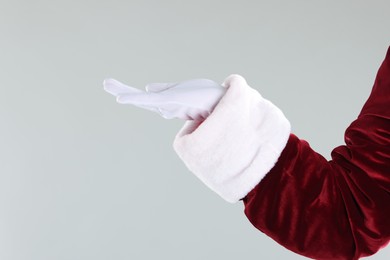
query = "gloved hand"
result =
(103, 78, 227, 120)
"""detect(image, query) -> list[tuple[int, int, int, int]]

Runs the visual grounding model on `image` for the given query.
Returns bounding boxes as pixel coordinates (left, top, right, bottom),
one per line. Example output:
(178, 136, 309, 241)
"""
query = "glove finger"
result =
(116, 92, 161, 107)
(145, 82, 176, 93)
(103, 78, 143, 96)
(176, 78, 222, 89)
(116, 93, 161, 115)
(145, 79, 221, 93)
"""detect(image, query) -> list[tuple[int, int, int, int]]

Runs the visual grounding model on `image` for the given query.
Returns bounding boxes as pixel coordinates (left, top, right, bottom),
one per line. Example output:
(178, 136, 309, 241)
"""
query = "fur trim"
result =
(173, 74, 291, 203)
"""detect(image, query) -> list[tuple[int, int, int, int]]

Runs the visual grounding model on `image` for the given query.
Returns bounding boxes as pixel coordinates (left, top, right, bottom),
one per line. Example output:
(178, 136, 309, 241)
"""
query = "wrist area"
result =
(173, 74, 291, 203)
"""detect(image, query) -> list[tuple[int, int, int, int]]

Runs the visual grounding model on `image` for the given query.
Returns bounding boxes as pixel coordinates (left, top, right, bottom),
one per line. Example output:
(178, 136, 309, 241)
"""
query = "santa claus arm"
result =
(174, 46, 390, 259)
(244, 47, 390, 259)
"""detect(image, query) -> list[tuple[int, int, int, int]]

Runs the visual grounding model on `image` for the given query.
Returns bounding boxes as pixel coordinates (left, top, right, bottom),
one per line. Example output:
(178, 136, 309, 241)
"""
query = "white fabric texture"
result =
(173, 74, 291, 203)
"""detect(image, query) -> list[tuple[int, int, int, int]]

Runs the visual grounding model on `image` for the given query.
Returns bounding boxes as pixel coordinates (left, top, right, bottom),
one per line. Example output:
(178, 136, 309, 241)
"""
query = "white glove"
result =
(103, 78, 227, 120)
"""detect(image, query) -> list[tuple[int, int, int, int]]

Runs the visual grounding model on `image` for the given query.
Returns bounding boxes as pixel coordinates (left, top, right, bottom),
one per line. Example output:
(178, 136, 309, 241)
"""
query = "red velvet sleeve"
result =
(243, 47, 390, 260)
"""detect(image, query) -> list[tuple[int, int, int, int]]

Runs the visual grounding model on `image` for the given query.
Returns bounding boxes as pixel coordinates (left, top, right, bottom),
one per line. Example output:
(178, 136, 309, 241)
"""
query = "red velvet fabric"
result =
(243, 47, 390, 260)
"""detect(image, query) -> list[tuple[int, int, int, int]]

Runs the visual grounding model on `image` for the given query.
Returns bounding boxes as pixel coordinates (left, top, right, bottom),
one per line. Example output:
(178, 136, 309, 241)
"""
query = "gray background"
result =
(1, 0, 389, 259)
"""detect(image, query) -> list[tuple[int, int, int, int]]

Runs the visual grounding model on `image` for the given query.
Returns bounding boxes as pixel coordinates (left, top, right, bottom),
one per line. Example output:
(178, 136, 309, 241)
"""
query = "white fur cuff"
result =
(173, 74, 291, 203)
